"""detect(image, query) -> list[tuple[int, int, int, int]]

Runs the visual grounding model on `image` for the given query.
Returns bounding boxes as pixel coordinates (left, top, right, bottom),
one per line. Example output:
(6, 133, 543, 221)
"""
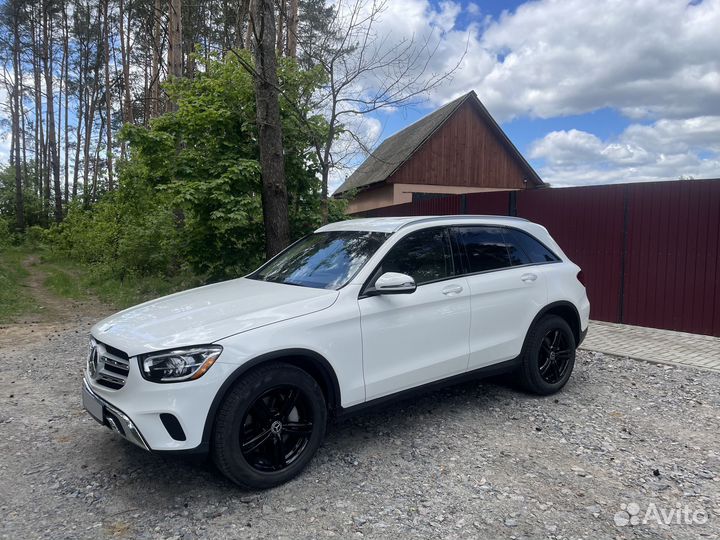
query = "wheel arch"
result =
(530, 301, 582, 345)
(200, 348, 342, 447)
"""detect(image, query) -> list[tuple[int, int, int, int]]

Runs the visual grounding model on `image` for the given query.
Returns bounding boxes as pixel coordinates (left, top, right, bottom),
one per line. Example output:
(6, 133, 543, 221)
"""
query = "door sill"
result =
(336, 357, 521, 419)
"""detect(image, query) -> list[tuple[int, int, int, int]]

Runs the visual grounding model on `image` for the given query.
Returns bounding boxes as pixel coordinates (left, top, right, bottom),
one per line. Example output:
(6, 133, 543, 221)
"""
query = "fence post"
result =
(508, 191, 517, 216)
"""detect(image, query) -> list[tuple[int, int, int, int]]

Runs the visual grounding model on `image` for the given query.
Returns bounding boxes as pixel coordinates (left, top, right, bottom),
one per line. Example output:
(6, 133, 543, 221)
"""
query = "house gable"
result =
(386, 99, 534, 190)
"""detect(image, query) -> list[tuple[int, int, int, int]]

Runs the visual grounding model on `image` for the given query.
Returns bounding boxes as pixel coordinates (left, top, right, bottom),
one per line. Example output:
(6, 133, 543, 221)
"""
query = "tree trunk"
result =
(12, 5, 24, 231)
(83, 60, 101, 205)
(251, 0, 290, 257)
(244, 0, 254, 51)
(92, 113, 106, 203)
(168, 0, 183, 79)
(234, 0, 250, 49)
(102, 0, 114, 190)
(276, 0, 285, 54)
(42, 4, 63, 223)
(143, 44, 150, 124)
(72, 50, 85, 201)
(286, 0, 298, 58)
(30, 9, 45, 219)
(150, 0, 162, 116)
(119, 0, 133, 124)
(62, 3, 70, 206)
(20, 61, 29, 189)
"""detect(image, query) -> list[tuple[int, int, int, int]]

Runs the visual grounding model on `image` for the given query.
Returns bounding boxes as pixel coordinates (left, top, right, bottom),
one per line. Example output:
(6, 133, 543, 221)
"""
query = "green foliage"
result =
(0, 162, 46, 231)
(0, 247, 39, 323)
(50, 53, 344, 285)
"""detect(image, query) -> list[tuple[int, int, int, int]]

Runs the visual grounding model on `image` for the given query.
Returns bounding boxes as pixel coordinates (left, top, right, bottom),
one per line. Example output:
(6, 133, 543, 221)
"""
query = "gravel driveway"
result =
(1, 320, 719, 539)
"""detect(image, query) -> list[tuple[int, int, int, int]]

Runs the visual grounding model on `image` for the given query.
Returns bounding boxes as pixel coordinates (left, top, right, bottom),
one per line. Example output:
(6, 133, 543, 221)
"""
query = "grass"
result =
(81, 270, 193, 309)
(42, 261, 90, 300)
(39, 253, 196, 310)
(0, 246, 40, 323)
(0, 244, 198, 323)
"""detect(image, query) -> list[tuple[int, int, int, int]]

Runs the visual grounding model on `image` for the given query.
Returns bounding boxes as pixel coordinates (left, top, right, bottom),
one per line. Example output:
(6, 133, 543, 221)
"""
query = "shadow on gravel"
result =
(87, 374, 535, 497)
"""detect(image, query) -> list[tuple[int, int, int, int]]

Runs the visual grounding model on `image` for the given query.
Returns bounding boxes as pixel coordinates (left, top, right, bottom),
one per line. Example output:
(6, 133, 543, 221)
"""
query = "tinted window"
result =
(251, 231, 388, 289)
(376, 228, 453, 285)
(457, 227, 512, 272)
(504, 229, 560, 264)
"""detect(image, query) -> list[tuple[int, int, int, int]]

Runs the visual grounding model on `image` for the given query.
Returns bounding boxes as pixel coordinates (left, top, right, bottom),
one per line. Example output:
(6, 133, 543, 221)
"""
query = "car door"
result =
(454, 226, 549, 370)
(359, 227, 471, 400)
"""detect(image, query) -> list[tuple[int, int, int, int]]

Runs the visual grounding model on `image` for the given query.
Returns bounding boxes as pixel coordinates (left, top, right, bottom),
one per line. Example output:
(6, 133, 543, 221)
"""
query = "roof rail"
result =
(395, 215, 529, 230)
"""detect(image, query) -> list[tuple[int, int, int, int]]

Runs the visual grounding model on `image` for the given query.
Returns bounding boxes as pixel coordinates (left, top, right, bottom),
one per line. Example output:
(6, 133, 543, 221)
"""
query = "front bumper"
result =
(82, 354, 237, 452)
(83, 378, 150, 451)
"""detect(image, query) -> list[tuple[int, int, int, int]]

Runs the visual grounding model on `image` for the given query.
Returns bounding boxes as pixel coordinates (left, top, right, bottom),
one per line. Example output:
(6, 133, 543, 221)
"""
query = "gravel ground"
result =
(1, 320, 719, 540)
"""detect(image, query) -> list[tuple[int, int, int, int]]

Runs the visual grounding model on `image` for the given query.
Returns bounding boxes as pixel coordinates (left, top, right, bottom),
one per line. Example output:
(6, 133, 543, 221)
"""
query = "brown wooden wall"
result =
(387, 100, 531, 190)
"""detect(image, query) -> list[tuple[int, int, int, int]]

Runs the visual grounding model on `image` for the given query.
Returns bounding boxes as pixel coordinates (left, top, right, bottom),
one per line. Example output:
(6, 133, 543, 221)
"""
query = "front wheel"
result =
(518, 315, 576, 395)
(212, 363, 327, 489)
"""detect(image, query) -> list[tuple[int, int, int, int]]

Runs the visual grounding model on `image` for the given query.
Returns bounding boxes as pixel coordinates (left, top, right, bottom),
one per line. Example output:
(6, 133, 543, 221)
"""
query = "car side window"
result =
(456, 227, 512, 272)
(374, 228, 453, 285)
(503, 228, 560, 264)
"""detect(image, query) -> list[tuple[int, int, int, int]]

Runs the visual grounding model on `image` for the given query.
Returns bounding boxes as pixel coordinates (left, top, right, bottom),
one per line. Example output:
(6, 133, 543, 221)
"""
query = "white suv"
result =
(82, 216, 589, 489)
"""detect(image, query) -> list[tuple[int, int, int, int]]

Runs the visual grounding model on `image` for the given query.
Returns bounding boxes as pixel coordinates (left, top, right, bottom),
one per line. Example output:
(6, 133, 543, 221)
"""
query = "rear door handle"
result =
(442, 284, 463, 295)
(521, 273, 538, 283)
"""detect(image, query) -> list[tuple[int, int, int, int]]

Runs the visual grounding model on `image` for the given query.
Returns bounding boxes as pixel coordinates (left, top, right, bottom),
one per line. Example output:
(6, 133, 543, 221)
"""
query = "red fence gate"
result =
(361, 179, 720, 337)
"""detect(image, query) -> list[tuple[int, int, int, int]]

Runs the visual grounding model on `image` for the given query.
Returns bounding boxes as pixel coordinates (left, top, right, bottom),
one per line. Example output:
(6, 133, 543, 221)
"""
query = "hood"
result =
(91, 278, 339, 357)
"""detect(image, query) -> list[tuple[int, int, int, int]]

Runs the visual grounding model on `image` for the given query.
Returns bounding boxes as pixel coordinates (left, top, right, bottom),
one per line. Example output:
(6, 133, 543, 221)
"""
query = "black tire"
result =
(518, 315, 576, 395)
(212, 362, 327, 489)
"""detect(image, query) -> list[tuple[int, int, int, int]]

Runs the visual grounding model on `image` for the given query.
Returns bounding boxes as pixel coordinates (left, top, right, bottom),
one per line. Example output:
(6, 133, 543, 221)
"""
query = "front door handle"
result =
(521, 273, 538, 283)
(442, 284, 464, 295)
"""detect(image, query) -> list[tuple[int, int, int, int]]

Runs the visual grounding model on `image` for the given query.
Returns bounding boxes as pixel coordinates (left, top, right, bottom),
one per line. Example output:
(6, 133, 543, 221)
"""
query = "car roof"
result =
(316, 215, 530, 234)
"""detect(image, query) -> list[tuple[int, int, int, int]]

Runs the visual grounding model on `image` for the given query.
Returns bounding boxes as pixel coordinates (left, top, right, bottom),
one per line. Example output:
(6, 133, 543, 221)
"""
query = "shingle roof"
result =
(333, 91, 543, 195)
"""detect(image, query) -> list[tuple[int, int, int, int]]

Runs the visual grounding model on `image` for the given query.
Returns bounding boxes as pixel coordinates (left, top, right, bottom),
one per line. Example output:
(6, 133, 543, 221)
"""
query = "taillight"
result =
(576, 270, 586, 286)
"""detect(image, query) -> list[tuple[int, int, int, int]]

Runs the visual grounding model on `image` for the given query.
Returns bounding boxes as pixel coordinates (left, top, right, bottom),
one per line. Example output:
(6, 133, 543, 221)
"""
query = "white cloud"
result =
(530, 116, 720, 185)
(467, 0, 720, 121)
(338, 0, 720, 186)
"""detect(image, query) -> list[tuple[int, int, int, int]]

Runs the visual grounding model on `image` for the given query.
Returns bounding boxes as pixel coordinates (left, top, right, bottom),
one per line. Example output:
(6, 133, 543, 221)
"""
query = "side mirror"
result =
(368, 272, 417, 296)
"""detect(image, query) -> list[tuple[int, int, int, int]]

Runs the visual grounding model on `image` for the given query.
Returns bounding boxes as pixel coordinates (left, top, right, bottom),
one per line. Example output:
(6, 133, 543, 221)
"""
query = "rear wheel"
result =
(212, 363, 327, 489)
(518, 315, 576, 395)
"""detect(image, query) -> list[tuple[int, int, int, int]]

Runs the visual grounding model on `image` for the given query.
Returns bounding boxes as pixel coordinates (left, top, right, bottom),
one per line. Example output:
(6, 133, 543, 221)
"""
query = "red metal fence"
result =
(361, 179, 720, 337)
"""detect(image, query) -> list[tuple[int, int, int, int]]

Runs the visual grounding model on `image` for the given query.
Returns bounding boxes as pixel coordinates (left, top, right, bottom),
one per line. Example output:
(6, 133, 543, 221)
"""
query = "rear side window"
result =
(376, 228, 453, 285)
(456, 227, 511, 272)
(503, 229, 560, 264)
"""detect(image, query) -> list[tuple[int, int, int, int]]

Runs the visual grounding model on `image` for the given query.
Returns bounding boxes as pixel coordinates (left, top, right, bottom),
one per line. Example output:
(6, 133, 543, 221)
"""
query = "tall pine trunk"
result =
(72, 47, 85, 201)
(30, 9, 45, 218)
(119, 0, 133, 123)
(286, 0, 298, 57)
(63, 4, 70, 206)
(12, 3, 24, 231)
(168, 0, 183, 80)
(102, 0, 114, 190)
(150, 0, 162, 116)
(276, 0, 285, 54)
(42, 4, 63, 223)
(251, 0, 290, 257)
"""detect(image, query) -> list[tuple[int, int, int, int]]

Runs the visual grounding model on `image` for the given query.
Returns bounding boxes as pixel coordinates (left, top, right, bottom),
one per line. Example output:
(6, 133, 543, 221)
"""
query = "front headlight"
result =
(139, 346, 223, 383)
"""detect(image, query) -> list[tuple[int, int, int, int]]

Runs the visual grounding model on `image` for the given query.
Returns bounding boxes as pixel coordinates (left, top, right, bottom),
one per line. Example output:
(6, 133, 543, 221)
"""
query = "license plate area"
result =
(82, 385, 105, 424)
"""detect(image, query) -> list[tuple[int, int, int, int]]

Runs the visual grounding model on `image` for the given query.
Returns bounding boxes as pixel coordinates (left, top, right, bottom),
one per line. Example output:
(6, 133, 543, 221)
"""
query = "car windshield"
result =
(249, 231, 389, 290)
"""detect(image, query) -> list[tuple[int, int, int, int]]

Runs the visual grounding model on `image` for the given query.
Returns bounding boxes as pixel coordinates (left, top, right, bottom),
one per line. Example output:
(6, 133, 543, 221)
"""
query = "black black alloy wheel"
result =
(517, 314, 576, 395)
(241, 386, 314, 472)
(212, 362, 327, 489)
(537, 328, 573, 384)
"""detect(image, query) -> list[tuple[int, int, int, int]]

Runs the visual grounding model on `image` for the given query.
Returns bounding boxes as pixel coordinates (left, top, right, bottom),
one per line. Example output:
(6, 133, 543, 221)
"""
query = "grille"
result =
(90, 341, 130, 390)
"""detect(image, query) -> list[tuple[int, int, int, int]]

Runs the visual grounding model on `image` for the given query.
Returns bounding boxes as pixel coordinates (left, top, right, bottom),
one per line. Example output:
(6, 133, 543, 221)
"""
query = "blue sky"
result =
(334, 0, 720, 189)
